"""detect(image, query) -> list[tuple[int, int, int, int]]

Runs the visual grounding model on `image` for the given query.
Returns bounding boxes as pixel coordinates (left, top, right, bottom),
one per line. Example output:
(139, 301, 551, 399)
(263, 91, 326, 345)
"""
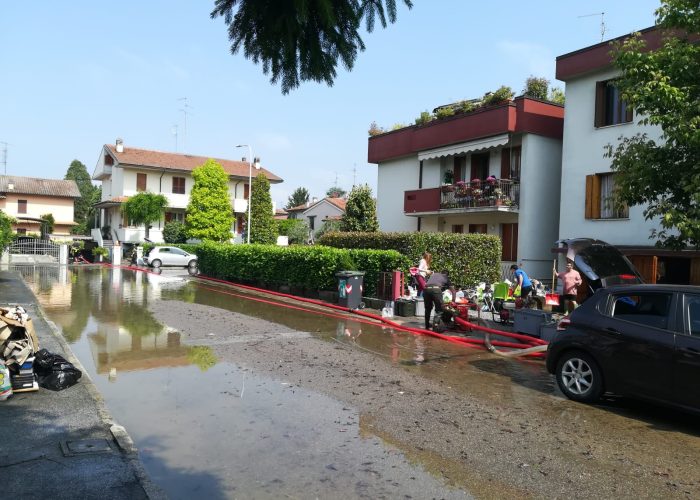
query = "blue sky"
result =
(1, 1, 660, 209)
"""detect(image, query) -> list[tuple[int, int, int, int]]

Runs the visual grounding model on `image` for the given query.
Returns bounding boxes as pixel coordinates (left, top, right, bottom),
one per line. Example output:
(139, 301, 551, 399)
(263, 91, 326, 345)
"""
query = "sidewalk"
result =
(0, 270, 163, 500)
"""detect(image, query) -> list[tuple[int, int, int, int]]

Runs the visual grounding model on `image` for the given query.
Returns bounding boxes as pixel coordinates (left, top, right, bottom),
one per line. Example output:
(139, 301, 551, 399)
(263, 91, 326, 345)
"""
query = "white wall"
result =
(518, 134, 562, 280)
(376, 156, 420, 231)
(559, 67, 664, 246)
(305, 201, 344, 233)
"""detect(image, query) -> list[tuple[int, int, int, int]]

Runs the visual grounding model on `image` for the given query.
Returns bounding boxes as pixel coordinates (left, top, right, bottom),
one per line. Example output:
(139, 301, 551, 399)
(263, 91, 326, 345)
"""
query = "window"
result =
(165, 211, 185, 223)
(18, 200, 27, 214)
(585, 173, 629, 219)
(500, 146, 521, 180)
(308, 215, 316, 230)
(470, 153, 489, 180)
(685, 294, 700, 336)
(468, 224, 487, 234)
(16, 228, 26, 235)
(453, 156, 466, 183)
(610, 293, 672, 330)
(136, 173, 147, 192)
(595, 80, 633, 127)
(104, 155, 113, 166)
(501, 223, 518, 261)
(452, 224, 464, 233)
(172, 177, 185, 194)
(243, 183, 249, 200)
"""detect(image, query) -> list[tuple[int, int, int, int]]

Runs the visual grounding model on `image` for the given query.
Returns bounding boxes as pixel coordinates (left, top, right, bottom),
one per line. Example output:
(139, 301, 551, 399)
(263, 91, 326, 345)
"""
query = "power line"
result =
(578, 12, 606, 42)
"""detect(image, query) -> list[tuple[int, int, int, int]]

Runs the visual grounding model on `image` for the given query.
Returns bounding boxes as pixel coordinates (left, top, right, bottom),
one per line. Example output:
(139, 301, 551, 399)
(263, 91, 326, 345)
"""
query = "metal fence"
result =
(8, 239, 61, 263)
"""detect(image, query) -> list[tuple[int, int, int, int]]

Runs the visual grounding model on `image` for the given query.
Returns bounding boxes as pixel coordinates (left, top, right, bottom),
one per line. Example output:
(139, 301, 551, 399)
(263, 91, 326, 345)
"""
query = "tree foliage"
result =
(0, 211, 15, 250)
(326, 186, 346, 198)
(65, 159, 99, 235)
(186, 159, 234, 242)
(523, 76, 549, 100)
(341, 184, 379, 232)
(277, 218, 310, 244)
(286, 187, 310, 209)
(163, 221, 188, 244)
(607, 0, 700, 248)
(121, 192, 168, 240)
(211, 0, 413, 94)
(40, 213, 54, 238)
(250, 172, 276, 244)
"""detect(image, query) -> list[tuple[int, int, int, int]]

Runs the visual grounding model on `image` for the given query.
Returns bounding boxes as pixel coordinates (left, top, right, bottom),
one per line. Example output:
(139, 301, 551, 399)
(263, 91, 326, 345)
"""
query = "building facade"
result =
(92, 140, 283, 244)
(368, 97, 564, 280)
(556, 26, 700, 284)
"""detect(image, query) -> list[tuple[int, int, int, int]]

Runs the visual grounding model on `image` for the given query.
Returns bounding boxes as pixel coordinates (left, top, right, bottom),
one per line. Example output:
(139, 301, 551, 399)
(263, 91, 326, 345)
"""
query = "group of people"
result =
(413, 251, 583, 331)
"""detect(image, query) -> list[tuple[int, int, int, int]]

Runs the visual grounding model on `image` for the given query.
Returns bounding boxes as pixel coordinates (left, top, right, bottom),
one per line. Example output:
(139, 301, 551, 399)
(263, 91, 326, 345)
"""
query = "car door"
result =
(602, 291, 675, 400)
(158, 247, 172, 265)
(170, 247, 187, 266)
(674, 293, 700, 409)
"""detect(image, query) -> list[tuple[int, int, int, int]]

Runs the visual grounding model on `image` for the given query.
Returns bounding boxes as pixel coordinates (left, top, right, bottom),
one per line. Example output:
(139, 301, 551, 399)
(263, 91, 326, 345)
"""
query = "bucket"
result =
(415, 297, 425, 317)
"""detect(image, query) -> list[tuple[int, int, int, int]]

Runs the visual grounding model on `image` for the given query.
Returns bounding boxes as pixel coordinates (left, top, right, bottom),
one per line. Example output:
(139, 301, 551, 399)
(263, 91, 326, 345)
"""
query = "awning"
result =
(418, 134, 510, 161)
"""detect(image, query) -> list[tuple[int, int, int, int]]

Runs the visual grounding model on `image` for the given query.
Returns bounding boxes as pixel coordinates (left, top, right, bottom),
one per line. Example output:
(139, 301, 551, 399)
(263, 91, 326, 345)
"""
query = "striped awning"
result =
(418, 134, 509, 161)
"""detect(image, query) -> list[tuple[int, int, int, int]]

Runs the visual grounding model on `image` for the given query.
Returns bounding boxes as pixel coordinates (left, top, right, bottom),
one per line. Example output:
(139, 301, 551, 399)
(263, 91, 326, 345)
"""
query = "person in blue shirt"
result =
(510, 264, 533, 300)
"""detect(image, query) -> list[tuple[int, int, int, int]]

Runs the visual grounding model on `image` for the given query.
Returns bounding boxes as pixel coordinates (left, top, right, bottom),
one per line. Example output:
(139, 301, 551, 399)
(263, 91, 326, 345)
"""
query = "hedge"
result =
(196, 242, 409, 297)
(317, 231, 501, 286)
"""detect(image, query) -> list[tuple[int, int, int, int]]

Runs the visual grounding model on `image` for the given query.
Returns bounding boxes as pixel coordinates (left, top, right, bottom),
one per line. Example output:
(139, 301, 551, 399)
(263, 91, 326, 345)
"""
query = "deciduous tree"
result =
(341, 184, 379, 232)
(121, 192, 168, 241)
(186, 159, 234, 242)
(211, 0, 413, 94)
(0, 211, 15, 250)
(606, 0, 700, 248)
(250, 172, 276, 244)
(326, 186, 346, 198)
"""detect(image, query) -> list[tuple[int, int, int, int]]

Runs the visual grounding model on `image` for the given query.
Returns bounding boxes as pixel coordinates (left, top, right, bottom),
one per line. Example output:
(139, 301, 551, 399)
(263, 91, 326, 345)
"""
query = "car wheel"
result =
(555, 350, 604, 403)
(150, 259, 162, 269)
(187, 259, 197, 268)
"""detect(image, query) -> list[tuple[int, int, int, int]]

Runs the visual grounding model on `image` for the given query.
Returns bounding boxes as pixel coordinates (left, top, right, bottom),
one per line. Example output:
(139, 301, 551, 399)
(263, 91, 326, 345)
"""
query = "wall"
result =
(559, 67, 664, 246)
(3, 194, 75, 235)
(376, 156, 420, 231)
(304, 201, 344, 233)
(518, 134, 562, 279)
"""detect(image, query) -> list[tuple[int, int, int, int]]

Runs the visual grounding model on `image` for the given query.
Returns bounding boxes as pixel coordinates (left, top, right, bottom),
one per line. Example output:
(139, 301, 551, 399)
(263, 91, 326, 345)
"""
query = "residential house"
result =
(556, 26, 700, 284)
(0, 175, 80, 236)
(287, 197, 347, 236)
(92, 139, 283, 244)
(368, 96, 564, 280)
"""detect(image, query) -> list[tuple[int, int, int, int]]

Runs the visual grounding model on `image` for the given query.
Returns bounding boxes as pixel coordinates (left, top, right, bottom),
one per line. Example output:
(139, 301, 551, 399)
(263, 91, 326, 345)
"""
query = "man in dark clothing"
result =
(423, 271, 454, 330)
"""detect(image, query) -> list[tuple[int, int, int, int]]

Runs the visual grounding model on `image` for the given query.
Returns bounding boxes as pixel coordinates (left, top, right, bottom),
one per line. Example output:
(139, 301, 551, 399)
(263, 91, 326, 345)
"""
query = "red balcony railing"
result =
(440, 179, 519, 209)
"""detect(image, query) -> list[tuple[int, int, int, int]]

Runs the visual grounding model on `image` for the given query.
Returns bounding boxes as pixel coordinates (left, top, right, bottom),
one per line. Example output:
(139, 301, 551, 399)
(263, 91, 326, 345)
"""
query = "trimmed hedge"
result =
(317, 231, 501, 286)
(196, 242, 409, 297)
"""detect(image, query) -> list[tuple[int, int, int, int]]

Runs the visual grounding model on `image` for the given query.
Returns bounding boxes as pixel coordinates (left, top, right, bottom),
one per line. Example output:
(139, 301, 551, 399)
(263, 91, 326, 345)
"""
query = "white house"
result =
(92, 139, 283, 244)
(286, 197, 347, 237)
(368, 96, 564, 280)
(556, 26, 700, 285)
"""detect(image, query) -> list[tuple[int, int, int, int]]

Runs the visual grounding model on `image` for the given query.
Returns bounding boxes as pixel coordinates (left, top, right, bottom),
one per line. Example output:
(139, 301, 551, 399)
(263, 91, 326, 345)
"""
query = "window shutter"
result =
(453, 157, 462, 184)
(500, 149, 510, 179)
(585, 175, 593, 219)
(625, 104, 633, 123)
(244, 183, 249, 200)
(137, 173, 147, 192)
(594, 82, 605, 128)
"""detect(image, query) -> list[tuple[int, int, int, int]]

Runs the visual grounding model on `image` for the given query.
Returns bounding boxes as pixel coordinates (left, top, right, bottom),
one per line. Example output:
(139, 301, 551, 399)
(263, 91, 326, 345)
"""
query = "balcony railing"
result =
(440, 179, 519, 210)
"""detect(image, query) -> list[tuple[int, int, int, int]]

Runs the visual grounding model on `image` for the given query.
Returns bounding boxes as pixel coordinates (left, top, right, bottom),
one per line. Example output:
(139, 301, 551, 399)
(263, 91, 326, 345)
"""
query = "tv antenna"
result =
(177, 97, 192, 152)
(578, 12, 606, 42)
(352, 163, 357, 187)
(172, 124, 179, 152)
(0, 141, 9, 175)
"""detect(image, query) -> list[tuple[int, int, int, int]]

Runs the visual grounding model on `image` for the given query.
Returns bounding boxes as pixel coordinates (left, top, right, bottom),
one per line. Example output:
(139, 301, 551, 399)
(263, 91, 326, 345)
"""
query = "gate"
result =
(8, 239, 61, 264)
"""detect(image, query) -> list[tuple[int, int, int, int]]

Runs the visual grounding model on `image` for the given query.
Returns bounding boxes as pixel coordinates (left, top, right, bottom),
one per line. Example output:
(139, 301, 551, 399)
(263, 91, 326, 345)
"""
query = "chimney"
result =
(312, 197, 318, 204)
(116, 138, 124, 153)
(8, 183, 14, 191)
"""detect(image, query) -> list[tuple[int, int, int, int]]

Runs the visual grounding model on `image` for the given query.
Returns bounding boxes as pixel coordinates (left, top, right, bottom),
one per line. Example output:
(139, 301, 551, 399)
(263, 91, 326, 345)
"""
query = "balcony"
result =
(404, 179, 519, 215)
(93, 164, 112, 180)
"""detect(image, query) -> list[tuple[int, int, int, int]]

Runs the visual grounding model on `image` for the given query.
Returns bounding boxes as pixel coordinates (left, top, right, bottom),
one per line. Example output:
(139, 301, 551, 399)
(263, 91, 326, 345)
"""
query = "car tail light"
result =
(556, 317, 571, 331)
(618, 274, 636, 280)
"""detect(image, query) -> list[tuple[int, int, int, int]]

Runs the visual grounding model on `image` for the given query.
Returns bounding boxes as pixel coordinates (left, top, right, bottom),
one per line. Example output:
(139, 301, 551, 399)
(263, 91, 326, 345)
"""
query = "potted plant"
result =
(92, 246, 109, 263)
(443, 170, 454, 185)
(454, 181, 469, 197)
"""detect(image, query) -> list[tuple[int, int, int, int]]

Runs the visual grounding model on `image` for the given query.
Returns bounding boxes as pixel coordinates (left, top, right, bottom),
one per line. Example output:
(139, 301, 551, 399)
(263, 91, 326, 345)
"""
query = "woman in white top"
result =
(416, 252, 432, 296)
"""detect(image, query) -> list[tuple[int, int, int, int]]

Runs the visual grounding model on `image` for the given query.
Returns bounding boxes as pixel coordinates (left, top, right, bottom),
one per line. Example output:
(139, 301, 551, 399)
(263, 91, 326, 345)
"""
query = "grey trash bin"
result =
(336, 271, 366, 309)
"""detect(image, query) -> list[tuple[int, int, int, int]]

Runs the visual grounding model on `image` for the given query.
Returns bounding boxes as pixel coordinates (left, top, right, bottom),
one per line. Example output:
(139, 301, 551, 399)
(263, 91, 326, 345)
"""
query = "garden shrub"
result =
(196, 242, 408, 297)
(317, 231, 501, 286)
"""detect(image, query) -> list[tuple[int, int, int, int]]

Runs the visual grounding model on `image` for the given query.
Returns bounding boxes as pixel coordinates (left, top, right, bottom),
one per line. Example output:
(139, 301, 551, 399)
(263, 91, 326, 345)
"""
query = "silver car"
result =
(143, 246, 197, 268)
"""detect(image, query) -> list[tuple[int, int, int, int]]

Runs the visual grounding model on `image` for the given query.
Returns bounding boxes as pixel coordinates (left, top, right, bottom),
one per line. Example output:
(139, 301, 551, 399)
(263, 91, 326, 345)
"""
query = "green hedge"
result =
(196, 242, 409, 297)
(317, 231, 501, 286)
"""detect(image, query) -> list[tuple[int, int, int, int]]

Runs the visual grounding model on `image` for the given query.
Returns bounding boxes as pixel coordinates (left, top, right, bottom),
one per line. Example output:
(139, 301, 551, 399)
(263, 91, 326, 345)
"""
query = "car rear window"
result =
(610, 292, 672, 330)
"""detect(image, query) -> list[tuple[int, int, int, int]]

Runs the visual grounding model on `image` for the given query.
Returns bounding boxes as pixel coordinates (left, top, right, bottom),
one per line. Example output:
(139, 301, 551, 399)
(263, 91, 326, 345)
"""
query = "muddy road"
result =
(149, 296, 700, 499)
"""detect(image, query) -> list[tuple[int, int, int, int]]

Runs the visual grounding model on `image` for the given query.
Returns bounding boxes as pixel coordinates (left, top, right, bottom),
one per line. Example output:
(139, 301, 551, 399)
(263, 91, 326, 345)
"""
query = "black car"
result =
(546, 284, 700, 414)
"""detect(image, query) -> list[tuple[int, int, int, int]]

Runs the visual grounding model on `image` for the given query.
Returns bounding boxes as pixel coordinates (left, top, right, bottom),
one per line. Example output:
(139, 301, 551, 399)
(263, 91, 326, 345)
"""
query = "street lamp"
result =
(236, 144, 260, 244)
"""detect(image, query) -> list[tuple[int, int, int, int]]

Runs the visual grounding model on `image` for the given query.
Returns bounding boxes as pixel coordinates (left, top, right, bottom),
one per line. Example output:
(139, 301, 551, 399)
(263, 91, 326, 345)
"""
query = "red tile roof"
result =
(105, 144, 283, 183)
(288, 197, 347, 213)
(0, 175, 80, 198)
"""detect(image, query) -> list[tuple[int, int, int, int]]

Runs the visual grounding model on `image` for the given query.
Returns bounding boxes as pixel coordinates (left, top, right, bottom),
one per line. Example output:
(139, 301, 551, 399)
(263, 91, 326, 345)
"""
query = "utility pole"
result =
(578, 12, 606, 42)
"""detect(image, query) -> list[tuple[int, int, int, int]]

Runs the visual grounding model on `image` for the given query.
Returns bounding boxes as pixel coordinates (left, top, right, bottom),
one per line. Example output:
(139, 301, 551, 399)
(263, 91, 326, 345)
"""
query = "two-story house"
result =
(287, 197, 347, 237)
(556, 26, 700, 285)
(0, 175, 80, 236)
(92, 139, 283, 244)
(368, 96, 564, 280)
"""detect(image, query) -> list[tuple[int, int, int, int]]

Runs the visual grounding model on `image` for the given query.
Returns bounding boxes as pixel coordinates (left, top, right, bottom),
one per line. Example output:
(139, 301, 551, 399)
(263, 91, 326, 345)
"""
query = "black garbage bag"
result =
(34, 348, 82, 391)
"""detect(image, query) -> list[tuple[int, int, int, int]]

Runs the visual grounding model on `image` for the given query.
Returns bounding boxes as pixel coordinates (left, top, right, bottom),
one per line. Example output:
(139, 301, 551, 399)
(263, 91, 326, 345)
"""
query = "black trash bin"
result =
(336, 271, 365, 309)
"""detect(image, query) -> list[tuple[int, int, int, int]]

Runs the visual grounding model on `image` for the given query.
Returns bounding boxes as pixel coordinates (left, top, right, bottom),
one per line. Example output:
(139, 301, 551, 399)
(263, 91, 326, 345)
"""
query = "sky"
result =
(1, 1, 661, 209)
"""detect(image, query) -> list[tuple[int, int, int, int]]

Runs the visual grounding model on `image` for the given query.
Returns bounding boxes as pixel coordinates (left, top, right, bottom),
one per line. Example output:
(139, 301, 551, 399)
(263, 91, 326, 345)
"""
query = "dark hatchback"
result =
(546, 284, 700, 414)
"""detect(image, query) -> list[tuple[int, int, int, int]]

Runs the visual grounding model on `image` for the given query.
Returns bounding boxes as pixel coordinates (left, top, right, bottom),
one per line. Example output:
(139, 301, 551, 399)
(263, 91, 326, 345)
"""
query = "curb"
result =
(34, 305, 166, 500)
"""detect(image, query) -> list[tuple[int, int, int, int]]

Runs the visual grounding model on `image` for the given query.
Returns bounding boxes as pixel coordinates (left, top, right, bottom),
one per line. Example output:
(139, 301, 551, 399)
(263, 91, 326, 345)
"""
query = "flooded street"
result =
(18, 265, 700, 499)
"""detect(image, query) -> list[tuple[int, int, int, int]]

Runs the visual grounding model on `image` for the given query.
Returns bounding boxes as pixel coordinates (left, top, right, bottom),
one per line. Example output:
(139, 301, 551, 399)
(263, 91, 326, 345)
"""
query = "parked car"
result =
(143, 246, 197, 269)
(553, 238, 643, 303)
(546, 284, 700, 414)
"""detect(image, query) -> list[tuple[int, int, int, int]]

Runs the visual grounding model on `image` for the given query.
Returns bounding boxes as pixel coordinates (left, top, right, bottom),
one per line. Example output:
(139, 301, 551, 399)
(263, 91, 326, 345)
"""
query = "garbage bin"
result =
(336, 271, 366, 310)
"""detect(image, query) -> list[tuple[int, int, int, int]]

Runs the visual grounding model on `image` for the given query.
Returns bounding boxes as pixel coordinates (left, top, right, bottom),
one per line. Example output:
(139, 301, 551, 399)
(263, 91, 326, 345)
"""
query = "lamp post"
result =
(236, 144, 260, 244)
